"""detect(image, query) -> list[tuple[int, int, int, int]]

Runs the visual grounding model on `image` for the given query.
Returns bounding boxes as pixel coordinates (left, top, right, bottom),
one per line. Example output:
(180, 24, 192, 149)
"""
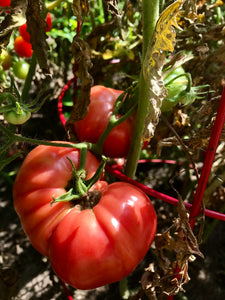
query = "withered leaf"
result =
(0, 0, 27, 51)
(103, 0, 123, 39)
(66, 35, 93, 137)
(140, 193, 204, 298)
(26, 0, 50, 75)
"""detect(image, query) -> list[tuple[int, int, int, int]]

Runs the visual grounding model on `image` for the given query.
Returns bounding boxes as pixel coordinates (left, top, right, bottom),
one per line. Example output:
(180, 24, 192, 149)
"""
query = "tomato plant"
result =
(13, 61, 29, 80)
(14, 36, 33, 58)
(73, 85, 136, 158)
(13, 143, 157, 290)
(4, 109, 31, 125)
(19, 12, 52, 43)
(0, 0, 10, 6)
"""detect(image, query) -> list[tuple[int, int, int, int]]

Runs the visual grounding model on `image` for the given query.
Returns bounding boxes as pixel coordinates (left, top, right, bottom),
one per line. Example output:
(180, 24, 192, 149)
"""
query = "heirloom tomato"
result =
(13, 143, 157, 290)
(73, 85, 136, 158)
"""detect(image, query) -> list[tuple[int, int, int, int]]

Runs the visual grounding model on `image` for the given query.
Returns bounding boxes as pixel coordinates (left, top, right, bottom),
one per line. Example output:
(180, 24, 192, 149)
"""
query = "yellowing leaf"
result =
(102, 49, 114, 60)
(142, 0, 185, 141)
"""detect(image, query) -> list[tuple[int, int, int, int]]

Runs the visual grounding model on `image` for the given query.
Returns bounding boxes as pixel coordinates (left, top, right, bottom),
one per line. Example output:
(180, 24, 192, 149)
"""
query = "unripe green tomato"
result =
(162, 66, 188, 112)
(4, 110, 31, 125)
(13, 61, 29, 80)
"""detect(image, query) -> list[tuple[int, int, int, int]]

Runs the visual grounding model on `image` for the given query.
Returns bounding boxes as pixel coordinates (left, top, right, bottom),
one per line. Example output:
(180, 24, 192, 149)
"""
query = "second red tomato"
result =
(73, 85, 136, 158)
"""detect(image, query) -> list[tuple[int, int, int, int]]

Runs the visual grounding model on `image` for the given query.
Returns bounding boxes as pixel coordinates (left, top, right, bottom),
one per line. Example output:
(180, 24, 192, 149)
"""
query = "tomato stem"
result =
(85, 156, 107, 189)
(93, 103, 136, 155)
(0, 122, 92, 150)
(124, 0, 160, 179)
(79, 147, 88, 171)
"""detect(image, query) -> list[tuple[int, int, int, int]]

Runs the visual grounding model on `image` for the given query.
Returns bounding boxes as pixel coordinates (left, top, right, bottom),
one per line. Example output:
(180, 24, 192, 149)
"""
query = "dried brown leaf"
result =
(66, 35, 93, 137)
(140, 194, 203, 298)
(103, 0, 123, 39)
(26, 0, 50, 75)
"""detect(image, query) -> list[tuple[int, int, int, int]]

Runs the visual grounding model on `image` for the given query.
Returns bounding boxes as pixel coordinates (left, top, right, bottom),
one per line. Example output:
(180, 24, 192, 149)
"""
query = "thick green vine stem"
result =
(92, 103, 137, 156)
(124, 0, 160, 179)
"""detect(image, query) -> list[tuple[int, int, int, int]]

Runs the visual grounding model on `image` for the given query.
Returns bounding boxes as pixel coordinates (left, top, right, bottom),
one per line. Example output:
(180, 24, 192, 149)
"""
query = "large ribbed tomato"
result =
(73, 85, 136, 158)
(13, 143, 157, 290)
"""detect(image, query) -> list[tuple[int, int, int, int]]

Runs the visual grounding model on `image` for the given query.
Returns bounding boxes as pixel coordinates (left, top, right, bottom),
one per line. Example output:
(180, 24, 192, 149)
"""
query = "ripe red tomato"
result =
(0, 0, 10, 6)
(49, 181, 157, 290)
(73, 85, 136, 158)
(14, 36, 33, 58)
(19, 12, 52, 43)
(13, 143, 157, 290)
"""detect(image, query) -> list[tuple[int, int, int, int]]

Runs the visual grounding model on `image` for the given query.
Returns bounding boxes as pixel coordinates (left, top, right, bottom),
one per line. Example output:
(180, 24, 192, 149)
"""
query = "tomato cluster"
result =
(13, 143, 157, 290)
(14, 13, 52, 58)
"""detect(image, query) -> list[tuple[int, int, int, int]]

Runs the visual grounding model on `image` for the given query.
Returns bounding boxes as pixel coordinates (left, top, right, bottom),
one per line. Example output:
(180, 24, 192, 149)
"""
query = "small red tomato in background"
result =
(46, 12, 52, 32)
(19, 24, 31, 43)
(14, 36, 33, 58)
(73, 85, 136, 158)
(0, 0, 10, 7)
(19, 12, 52, 43)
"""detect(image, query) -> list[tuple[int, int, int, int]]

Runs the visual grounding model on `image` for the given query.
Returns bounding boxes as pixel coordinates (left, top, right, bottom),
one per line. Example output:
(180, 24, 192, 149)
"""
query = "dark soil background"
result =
(1, 99, 225, 300)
